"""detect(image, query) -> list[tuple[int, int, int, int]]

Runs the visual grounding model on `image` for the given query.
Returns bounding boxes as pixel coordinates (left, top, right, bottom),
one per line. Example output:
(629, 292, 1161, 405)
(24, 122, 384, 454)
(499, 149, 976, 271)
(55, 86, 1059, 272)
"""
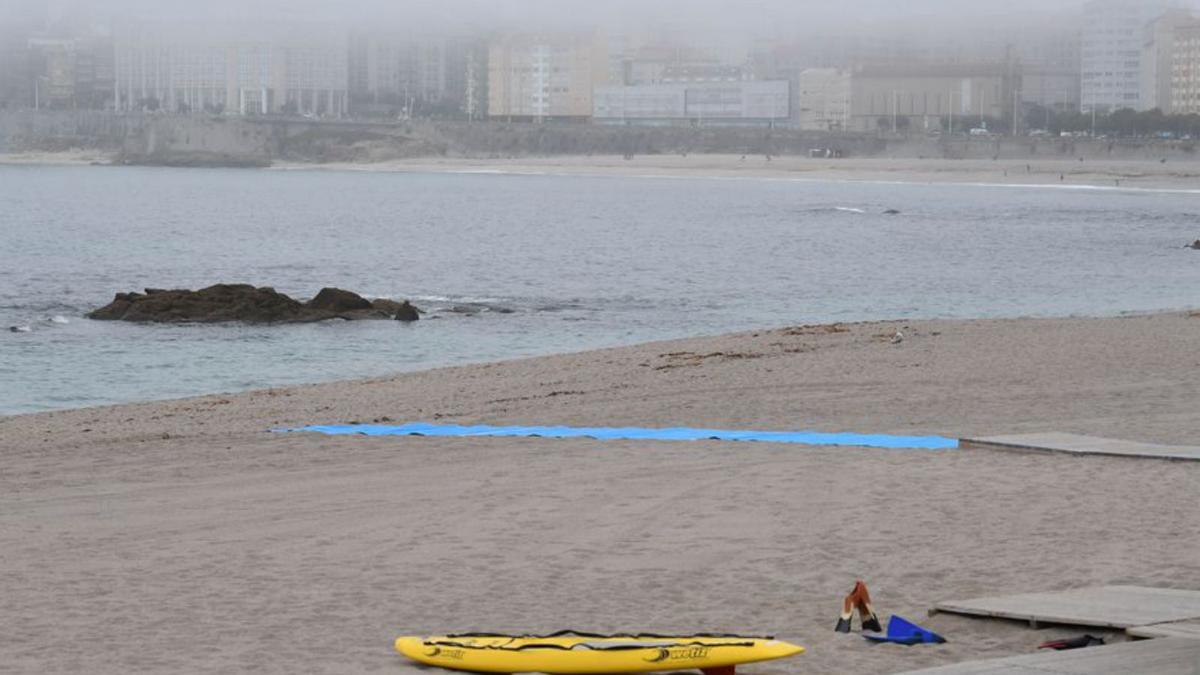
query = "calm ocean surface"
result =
(2, 164, 1198, 416)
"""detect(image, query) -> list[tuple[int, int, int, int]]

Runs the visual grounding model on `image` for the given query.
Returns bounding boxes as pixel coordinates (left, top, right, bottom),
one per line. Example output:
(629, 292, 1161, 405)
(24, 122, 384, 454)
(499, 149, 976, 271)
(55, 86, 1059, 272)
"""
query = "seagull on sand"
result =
(890, 330, 904, 344)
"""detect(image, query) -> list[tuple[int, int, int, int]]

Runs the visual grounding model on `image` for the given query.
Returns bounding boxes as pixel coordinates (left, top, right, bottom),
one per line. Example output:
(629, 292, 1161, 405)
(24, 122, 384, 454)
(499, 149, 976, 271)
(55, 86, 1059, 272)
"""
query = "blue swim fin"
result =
(863, 615, 947, 645)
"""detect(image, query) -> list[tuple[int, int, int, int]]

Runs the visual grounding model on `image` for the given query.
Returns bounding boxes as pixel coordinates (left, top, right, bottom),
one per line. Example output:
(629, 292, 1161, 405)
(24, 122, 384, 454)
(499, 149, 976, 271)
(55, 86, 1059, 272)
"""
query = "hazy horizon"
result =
(5, 0, 1107, 34)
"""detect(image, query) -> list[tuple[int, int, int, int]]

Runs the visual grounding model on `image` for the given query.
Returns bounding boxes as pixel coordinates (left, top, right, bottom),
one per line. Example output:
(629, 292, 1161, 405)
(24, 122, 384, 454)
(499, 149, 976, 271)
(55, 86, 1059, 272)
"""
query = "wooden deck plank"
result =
(960, 432, 1200, 461)
(1128, 620, 1200, 640)
(896, 638, 1200, 674)
(933, 586, 1200, 629)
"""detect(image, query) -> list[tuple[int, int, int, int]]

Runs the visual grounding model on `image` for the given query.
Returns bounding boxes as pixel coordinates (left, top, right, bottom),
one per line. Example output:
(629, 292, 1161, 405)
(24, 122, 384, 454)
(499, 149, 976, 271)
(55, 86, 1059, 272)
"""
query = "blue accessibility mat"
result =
(283, 422, 958, 450)
(863, 616, 948, 645)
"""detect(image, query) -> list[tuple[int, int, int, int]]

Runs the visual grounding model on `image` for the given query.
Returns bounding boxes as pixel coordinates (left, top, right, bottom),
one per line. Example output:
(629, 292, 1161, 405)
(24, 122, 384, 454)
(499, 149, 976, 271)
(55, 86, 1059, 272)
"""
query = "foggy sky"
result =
(10, 0, 1104, 34)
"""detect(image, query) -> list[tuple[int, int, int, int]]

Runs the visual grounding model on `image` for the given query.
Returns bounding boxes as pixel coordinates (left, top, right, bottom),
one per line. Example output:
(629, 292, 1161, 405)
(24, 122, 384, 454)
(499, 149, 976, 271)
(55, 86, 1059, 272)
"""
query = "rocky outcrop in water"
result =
(88, 284, 420, 323)
(307, 287, 374, 313)
(392, 301, 420, 322)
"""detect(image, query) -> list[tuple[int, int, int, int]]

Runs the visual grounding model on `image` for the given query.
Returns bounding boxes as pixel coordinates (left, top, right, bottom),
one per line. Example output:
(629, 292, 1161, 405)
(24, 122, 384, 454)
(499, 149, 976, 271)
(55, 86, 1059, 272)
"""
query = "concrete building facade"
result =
(1169, 18, 1200, 114)
(349, 34, 446, 108)
(1016, 29, 1082, 114)
(348, 33, 487, 118)
(794, 68, 850, 131)
(0, 29, 31, 108)
(487, 33, 608, 121)
(847, 64, 1017, 133)
(1143, 10, 1198, 112)
(593, 80, 789, 126)
(1081, 0, 1175, 113)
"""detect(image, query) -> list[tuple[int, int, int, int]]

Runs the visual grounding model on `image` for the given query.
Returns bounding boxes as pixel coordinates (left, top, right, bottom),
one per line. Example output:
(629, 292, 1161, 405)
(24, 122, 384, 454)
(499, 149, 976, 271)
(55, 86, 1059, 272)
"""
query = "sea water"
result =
(2, 164, 1198, 415)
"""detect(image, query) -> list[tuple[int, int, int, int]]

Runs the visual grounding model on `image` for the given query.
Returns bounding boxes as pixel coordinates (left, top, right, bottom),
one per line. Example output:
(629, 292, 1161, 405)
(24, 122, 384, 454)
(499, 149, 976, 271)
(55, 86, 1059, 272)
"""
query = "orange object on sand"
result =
(835, 580, 883, 633)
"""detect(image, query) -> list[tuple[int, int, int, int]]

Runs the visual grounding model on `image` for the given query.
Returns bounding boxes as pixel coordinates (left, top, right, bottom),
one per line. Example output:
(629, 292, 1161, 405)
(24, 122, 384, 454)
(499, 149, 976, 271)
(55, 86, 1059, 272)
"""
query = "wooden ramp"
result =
(960, 433, 1200, 461)
(896, 638, 1200, 675)
(1128, 620, 1200, 640)
(933, 585, 1200, 629)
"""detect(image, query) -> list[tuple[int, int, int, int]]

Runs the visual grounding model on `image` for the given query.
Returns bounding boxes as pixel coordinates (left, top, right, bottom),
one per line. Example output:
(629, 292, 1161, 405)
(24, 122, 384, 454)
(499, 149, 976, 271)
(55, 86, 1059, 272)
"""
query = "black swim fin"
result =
(1039, 635, 1104, 650)
(861, 614, 883, 633)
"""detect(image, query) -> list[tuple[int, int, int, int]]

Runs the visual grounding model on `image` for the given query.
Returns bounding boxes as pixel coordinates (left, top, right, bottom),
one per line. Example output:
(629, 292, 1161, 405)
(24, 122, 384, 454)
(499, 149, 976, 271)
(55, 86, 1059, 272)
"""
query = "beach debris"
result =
(654, 350, 763, 371)
(1038, 635, 1105, 650)
(863, 615, 947, 645)
(87, 284, 421, 324)
(836, 580, 883, 633)
(781, 323, 849, 336)
(890, 330, 904, 344)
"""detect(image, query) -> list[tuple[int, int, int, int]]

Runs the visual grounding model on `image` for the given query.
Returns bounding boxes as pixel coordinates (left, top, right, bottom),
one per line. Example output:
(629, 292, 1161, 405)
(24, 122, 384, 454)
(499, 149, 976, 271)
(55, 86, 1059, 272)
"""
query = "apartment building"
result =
(487, 33, 609, 121)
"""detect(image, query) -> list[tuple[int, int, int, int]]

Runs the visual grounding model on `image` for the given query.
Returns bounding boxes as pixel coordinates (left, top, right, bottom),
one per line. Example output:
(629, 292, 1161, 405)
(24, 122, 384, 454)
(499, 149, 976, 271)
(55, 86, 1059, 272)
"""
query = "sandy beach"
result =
(2, 313, 1199, 673)
(8, 149, 1200, 191)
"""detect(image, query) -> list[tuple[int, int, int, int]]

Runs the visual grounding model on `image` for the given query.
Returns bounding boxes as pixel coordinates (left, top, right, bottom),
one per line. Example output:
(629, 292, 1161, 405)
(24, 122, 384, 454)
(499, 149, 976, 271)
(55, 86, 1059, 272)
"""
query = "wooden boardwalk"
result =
(896, 638, 1200, 674)
(960, 433, 1200, 461)
(933, 585, 1200, 629)
(1128, 620, 1200, 640)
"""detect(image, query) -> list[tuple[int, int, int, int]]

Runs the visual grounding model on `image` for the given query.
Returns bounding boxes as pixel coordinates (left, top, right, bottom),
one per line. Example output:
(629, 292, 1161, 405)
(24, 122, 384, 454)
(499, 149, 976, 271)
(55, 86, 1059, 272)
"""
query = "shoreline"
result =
(263, 154, 1200, 191)
(5, 307, 1200, 421)
(8, 150, 1200, 190)
(3, 311, 1199, 673)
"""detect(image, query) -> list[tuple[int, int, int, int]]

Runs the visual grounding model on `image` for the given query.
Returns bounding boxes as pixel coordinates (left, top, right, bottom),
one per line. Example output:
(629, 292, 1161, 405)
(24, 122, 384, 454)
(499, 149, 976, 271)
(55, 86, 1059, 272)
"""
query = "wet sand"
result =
(2, 313, 1199, 673)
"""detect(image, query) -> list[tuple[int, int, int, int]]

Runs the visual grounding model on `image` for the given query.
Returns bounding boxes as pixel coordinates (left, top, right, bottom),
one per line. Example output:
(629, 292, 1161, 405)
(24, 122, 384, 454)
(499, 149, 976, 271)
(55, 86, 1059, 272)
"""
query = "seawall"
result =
(2, 110, 1198, 166)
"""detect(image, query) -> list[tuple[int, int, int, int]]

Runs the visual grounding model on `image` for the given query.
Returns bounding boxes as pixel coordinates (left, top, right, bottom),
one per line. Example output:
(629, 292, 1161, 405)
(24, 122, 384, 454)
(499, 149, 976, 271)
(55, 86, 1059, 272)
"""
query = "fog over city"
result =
(10, 0, 1099, 32)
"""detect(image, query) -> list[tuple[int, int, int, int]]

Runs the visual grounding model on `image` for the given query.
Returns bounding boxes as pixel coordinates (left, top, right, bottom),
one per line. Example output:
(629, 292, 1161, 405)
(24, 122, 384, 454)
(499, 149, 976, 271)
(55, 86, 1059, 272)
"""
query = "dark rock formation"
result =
(308, 287, 373, 313)
(88, 284, 420, 323)
(88, 284, 307, 323)
(370, 299, 421, 320)
(392, 300, 420, 322)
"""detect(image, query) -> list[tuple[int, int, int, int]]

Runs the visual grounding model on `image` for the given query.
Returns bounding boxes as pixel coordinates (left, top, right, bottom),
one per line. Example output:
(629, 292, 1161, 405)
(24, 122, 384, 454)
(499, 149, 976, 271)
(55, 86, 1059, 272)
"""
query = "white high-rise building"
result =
(113, 22, 348, 116)
(1080, 0, 1176, 113)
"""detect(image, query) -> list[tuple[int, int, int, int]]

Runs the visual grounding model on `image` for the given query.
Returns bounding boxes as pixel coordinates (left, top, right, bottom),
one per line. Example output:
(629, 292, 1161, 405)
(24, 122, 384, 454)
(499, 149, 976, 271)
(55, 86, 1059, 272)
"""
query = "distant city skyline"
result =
(6, 0, 1200, 125)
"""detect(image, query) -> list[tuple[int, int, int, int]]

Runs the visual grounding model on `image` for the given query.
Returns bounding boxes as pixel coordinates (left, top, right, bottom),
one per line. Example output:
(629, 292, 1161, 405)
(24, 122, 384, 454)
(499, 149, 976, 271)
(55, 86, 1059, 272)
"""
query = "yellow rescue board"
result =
(394, 632, 804, 674)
